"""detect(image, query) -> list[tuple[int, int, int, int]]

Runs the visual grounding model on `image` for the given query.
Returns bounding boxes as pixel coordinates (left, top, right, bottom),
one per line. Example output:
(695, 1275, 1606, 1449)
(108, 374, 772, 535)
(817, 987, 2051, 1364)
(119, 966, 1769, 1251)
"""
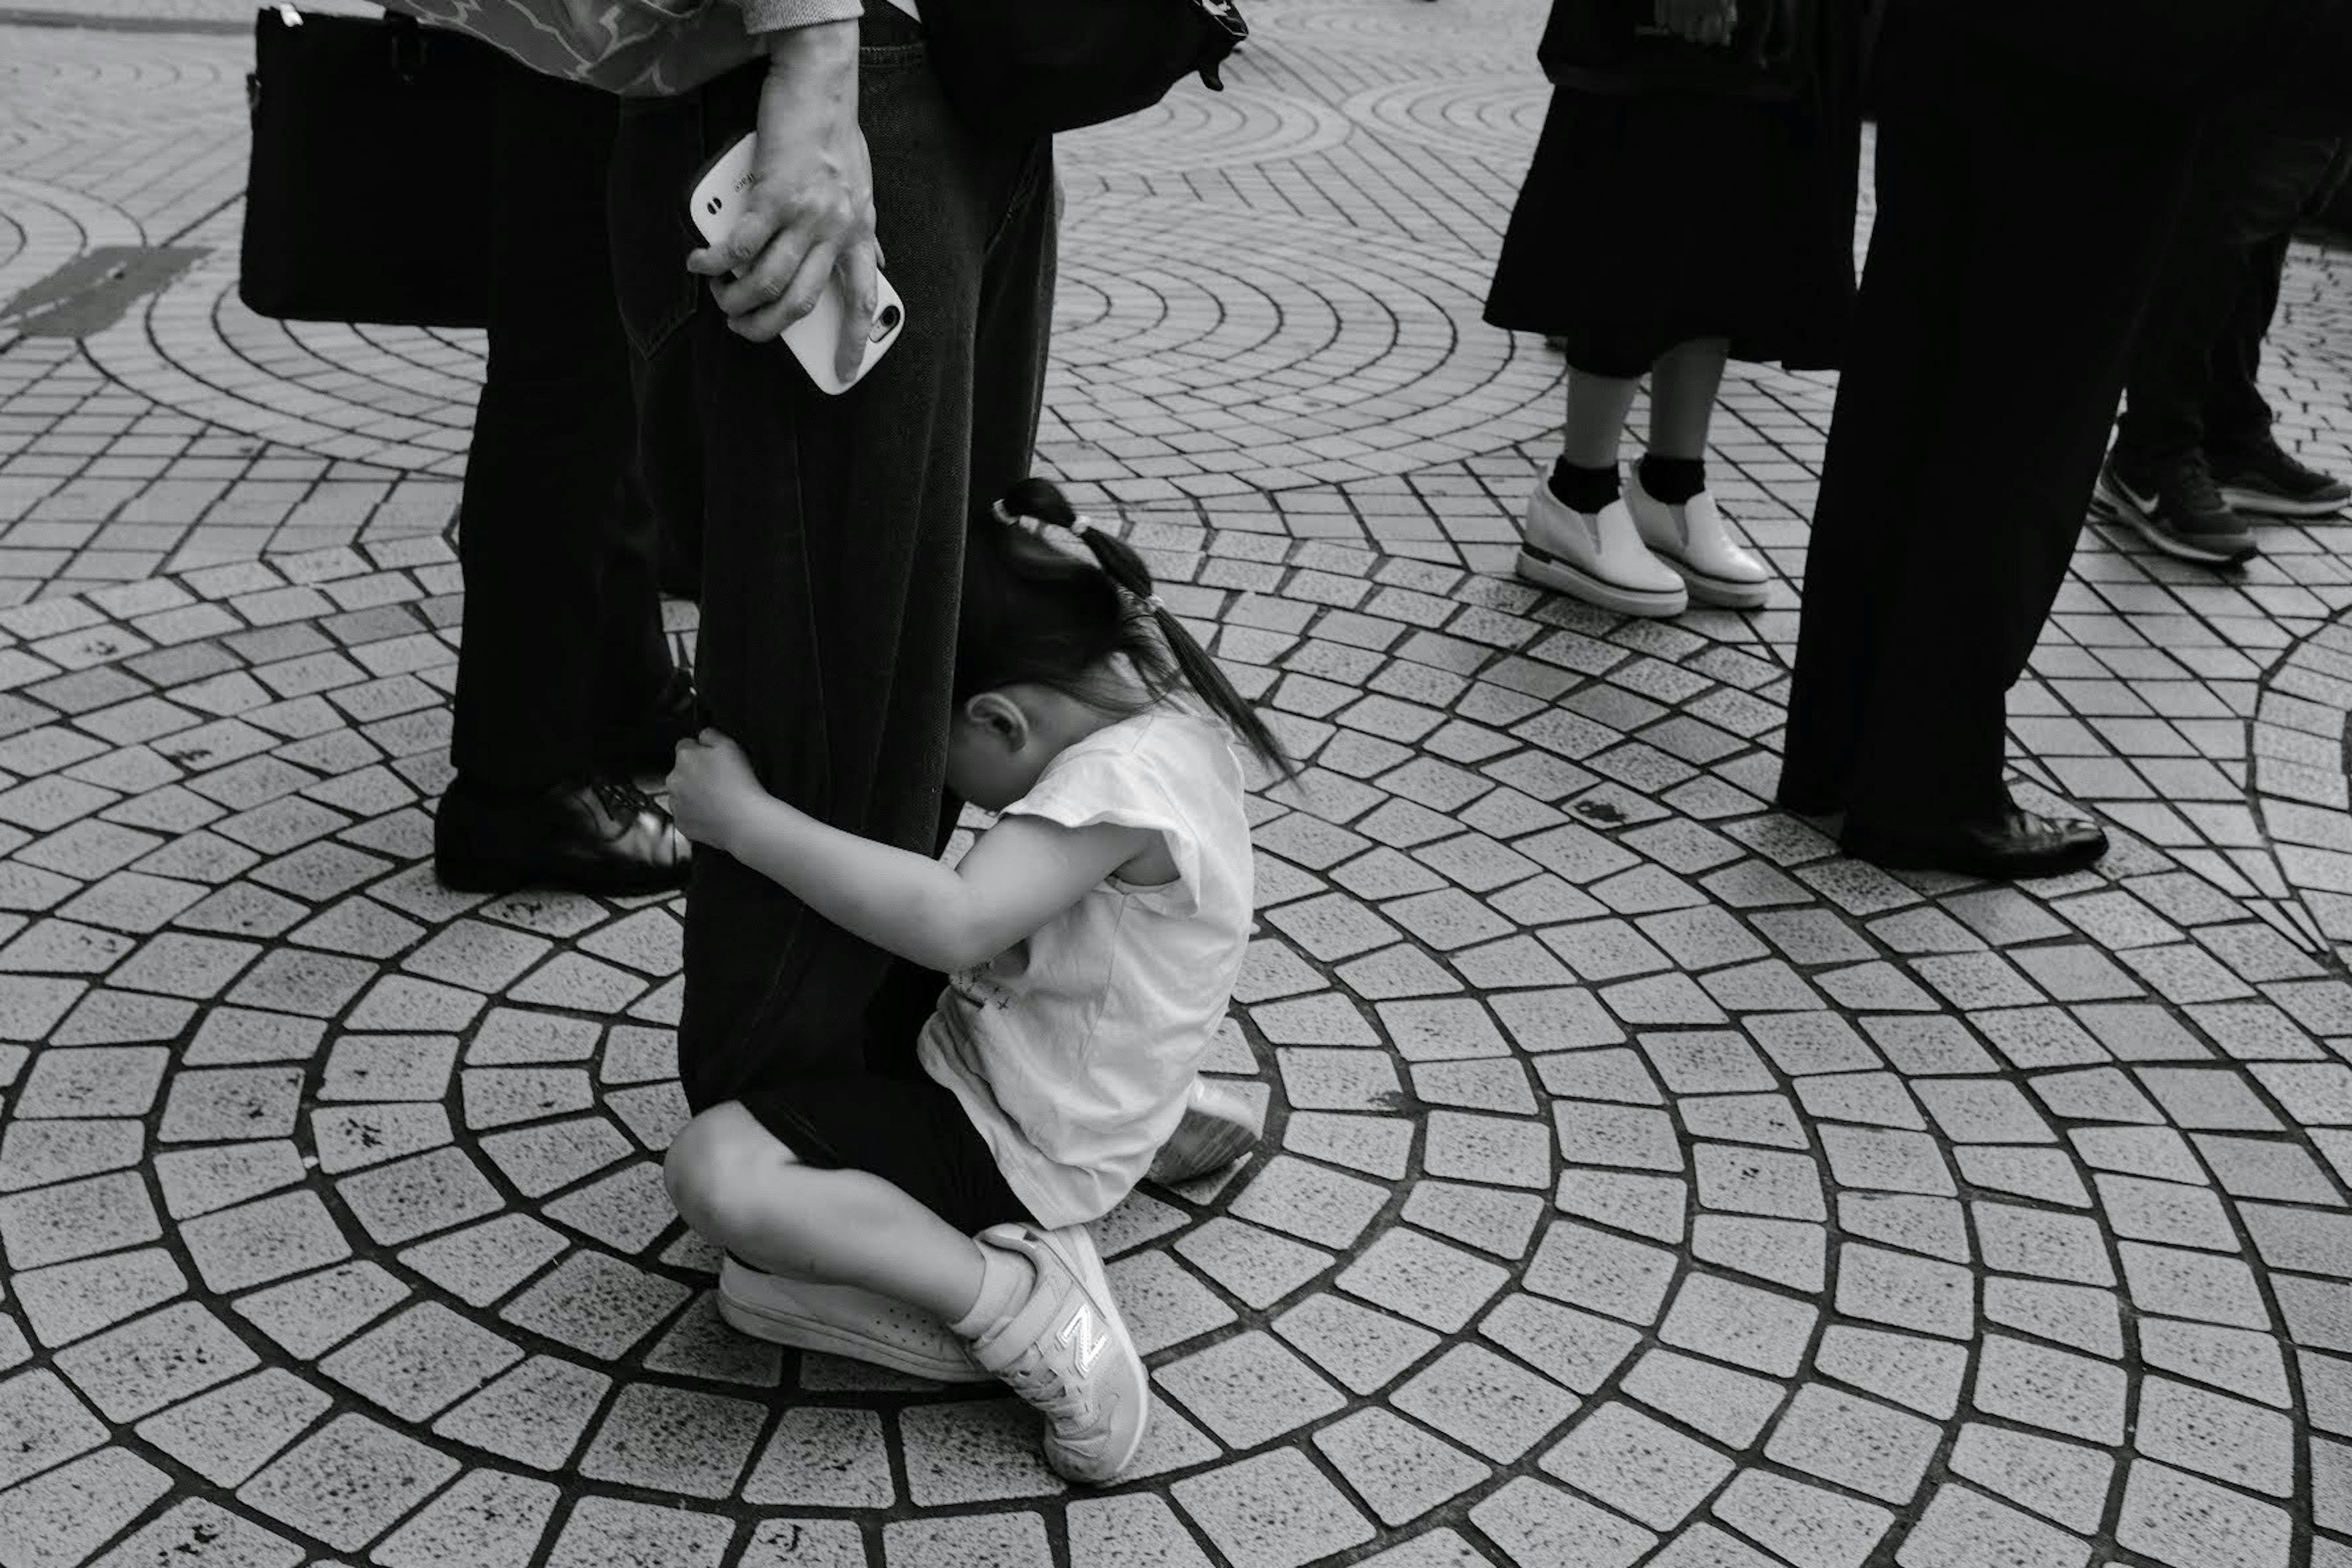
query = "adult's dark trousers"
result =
(2113, 108, 2350, 469)
(451, 61, 674, 796)
(1778, 10, 2200, 827)
(608, 12, 1058, 1113)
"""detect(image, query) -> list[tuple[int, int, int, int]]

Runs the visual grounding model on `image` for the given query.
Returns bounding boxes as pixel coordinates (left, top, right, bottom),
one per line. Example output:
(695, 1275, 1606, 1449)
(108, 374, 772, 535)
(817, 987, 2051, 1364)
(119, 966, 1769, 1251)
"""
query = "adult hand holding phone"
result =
(686, 21, 880, 388)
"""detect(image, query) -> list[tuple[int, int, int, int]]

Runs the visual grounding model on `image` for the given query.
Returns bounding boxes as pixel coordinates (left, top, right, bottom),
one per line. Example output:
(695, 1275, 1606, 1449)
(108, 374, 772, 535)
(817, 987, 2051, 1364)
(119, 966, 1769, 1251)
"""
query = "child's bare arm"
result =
(669, 731, 1149, 971)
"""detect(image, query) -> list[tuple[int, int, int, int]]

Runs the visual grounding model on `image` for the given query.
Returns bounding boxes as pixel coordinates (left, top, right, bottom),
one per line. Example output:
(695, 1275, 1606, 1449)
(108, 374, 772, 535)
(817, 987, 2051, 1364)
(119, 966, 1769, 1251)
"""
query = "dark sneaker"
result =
(2092, 454, 2256, 566)
(435, 775, 690, 895)
(2212, 438, 2352, 519)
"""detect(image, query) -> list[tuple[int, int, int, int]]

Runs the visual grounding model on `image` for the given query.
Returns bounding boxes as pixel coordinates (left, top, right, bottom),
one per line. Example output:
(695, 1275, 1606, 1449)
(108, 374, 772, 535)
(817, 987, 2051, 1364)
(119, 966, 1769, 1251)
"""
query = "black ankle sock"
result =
(1547, 459, 1621, 513)
(1639, 455, 1706, 505)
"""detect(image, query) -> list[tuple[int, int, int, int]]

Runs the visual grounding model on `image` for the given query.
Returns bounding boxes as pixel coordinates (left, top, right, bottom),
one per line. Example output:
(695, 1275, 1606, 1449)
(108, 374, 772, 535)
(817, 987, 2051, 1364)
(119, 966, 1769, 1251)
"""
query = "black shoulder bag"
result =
(240, 6, 504, 328)
(917, 0, 1250, 141)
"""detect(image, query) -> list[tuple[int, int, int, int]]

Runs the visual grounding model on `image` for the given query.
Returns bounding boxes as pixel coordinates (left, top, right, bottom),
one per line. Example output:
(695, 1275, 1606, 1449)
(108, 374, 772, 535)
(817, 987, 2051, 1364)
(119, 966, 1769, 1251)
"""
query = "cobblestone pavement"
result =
(5, 2, 2352, 1567)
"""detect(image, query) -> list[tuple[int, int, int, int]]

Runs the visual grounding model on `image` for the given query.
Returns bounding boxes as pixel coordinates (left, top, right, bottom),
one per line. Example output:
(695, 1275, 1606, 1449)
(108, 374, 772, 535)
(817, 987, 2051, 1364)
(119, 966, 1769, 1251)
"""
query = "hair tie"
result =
(1069, 514, 1095, 537)
(1146, 594, 1168, 613)
(991, 499, 1019, 527)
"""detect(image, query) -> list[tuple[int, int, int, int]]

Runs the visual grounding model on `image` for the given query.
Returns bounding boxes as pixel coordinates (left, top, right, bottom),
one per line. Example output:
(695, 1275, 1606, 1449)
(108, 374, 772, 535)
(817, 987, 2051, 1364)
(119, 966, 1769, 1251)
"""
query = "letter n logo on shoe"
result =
(1057, 1307, 1108, 1375)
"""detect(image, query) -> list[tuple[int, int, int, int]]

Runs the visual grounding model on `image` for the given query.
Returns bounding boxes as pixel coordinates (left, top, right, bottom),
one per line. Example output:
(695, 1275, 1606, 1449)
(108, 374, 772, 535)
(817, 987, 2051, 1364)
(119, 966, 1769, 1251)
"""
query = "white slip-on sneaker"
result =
(1147, 1077, 1263, 1185)
(1515, 481, 1688, 617)
(1625, 470, 1771, 609)
(968, 1223, 1152, 1484)
(718, 1257, 990, 1383)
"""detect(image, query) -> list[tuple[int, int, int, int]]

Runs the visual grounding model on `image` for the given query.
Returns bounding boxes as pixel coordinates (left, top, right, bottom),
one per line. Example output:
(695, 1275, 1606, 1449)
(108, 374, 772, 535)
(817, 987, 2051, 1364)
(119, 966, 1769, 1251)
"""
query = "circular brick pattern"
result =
(1044, 195, 1561, 489)
(1, 535, 2348, 1567)
(1338, 78, 1550, 166)
(1058, 70, 1355, 177)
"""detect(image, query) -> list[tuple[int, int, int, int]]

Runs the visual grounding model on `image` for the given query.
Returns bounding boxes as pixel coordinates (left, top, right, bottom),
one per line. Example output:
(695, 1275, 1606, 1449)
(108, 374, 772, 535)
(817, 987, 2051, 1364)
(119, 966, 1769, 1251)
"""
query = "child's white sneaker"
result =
(717, 1257, 990, 1383)
(967, 1223, 1151, 1483)
(1148, 1077, 1262, 1185)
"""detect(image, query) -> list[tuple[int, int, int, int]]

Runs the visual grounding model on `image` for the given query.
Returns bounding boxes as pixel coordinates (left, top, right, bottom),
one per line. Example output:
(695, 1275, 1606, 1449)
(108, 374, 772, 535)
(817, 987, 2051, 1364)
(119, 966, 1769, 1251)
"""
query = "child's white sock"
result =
(951, 1239, 1035, 1339)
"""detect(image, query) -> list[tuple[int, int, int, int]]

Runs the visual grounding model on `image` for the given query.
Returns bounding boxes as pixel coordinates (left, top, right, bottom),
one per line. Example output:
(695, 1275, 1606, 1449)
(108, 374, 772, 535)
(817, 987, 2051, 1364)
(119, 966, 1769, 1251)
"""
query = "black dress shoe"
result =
(1841, 809, 2108, 882)
(435, 775, 691, 896)
(604, 669, 702, 778)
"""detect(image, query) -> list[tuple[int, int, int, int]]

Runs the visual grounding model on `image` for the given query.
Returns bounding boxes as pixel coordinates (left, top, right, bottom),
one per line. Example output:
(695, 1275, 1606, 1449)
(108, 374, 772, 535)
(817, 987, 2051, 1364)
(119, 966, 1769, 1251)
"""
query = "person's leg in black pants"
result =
(435, 59, 691, 895)
(1779, 10, 2199, 876)
(609, 12, 1057, 1112)
(2201, 133, 2352, 516)
(2109, 111, 2348, 531)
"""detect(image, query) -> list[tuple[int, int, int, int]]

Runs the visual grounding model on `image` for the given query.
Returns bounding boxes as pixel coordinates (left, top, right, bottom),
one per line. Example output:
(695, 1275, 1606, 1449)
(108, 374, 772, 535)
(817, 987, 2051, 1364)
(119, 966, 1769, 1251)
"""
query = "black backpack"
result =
(921, 0, 1248, 140)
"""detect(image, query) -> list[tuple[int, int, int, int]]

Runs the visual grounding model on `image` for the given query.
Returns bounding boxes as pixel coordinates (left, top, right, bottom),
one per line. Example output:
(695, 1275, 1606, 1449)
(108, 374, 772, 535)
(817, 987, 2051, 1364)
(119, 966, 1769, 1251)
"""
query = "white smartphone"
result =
(687, 132, 905, 396)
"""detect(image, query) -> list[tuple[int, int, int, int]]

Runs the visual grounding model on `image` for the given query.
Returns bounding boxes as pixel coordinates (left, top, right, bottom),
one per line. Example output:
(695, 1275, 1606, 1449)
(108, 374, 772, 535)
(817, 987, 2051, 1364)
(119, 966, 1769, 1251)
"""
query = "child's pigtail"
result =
(994, 480, 1299, 782)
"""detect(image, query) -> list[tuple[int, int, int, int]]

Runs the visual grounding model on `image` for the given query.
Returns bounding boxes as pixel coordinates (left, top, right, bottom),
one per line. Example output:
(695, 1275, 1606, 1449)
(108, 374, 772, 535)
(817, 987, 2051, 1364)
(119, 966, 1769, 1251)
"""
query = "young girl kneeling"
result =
(663, 480, 1287, 1485)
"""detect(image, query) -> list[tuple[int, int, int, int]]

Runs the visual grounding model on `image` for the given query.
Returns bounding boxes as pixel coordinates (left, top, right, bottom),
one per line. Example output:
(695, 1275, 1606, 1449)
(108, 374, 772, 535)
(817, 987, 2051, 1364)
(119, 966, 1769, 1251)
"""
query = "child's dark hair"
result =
(959, 478, 1296, 780)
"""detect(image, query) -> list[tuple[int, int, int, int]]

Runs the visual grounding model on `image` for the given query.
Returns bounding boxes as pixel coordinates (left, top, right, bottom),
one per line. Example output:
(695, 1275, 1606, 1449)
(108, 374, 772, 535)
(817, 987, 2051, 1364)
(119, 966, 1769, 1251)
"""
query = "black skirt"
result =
(1485, 17, 1865, 377)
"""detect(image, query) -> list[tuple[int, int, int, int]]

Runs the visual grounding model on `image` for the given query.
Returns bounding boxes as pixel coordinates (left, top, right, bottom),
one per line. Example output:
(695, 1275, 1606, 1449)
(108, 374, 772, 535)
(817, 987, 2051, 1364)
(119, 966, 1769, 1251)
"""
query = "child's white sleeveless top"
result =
(918, 707, 1254, 1229)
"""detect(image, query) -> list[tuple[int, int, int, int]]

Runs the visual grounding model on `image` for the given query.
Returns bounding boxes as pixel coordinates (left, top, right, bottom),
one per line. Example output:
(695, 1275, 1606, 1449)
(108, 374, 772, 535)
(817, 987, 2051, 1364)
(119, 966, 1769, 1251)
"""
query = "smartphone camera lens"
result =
(874, 303, 902, 339)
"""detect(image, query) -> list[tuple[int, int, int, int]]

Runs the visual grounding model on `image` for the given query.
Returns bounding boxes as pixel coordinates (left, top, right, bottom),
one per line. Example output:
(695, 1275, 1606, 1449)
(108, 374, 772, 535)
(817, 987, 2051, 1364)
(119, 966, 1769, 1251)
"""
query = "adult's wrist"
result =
(752, 7, 860, 58)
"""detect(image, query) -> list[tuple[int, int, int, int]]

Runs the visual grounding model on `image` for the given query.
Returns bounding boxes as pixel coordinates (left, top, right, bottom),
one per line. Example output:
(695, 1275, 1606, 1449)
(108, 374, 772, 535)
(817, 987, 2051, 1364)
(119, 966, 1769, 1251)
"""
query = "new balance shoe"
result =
(2092, 453, 2256, 566)
(717, 1257, 990, 1383)
(1625, 469, 1771, 609)
(967, 1223, 1151, 1483)
(1147, 1077, 1262, 1185)
(2212, 437, 2351, 519)
(1514, 480, 1688, 617)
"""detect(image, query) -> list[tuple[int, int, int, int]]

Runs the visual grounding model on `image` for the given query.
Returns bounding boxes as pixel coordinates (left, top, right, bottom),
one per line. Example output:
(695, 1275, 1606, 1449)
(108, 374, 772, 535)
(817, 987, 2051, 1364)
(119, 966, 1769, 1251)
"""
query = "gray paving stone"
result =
(1618, 1348, 1785, 1447)
(1980, 1277, 2124, 1357)
(1068, 1494, 1215, 1568)
(1694, 1145, 1825, 1218)
(14, 1246, 184, 1347)
(1228, 1154, 1391, 1249)
(1171, 1447, 1378, 1568)
(1692, 1214, 1825, 1292)
(237, 1413, 460, 1553)
(1337, 1226, 1508, 1332)
(497, 1251, 690, 1360)
(86, 1499, 303, 1568)
(1709, 1469, 1892, 1568)
(1468, 1476, 1654, 1568)
(230, 1260, 407, 1359)
(335, 1145, 502, 1245)
(2135, 1375, 2296, 1497)
(882, 1512, 1049, 1568)
(1836, 1244, 1975, 1340)
(371, 1467, 559, 1568)
(1273, 1292, 1441, 1396)
(1894, 1483, 2091, 1568)
(2142, 1319, 2293, 1407)
(743, 1406, 894, 1508)
(1812, 1325, 1967, 1420)
(1539, 1400, 1733, 1529)
(1107, 1250, 1238, 1357)
(543, 1497, 734, 1568)
(53, 1300, 257, 1420)
(133, 1366, 333, 1487)
(1524, 1219, 1679, 1326)
(2119, 1241, 2271, 1328)
(317, 1300, 521, 1422)
(180, 1188, 349, 1293)
(1945, 1421, 2113, 1533)
(1158, 1329, 1347, 1449)
(1313, 1406, 1490, 1526)
(0, 1444, 174, 1568)
(1175, 1217, 1335, 1310)
(2117, 1460, 2293, 1568)
(579, 1382, 766, 1499)
(1659, 1272, 1817, 1376)
(1971, 1334, 2127, 1444)
(0, 1368, 109, 1491)
(0, 1169, 159, 1270)
(1762, 1384, 1940, 1504)
(429, 1355, 610, 1472)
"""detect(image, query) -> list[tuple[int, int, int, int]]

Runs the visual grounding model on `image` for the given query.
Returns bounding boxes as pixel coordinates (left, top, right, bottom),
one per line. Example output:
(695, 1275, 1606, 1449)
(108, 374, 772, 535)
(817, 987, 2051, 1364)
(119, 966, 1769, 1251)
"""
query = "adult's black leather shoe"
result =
(435, 775, 691, 896)
(604, 669, 702, 778)
(1841, 809, 2108, 882)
